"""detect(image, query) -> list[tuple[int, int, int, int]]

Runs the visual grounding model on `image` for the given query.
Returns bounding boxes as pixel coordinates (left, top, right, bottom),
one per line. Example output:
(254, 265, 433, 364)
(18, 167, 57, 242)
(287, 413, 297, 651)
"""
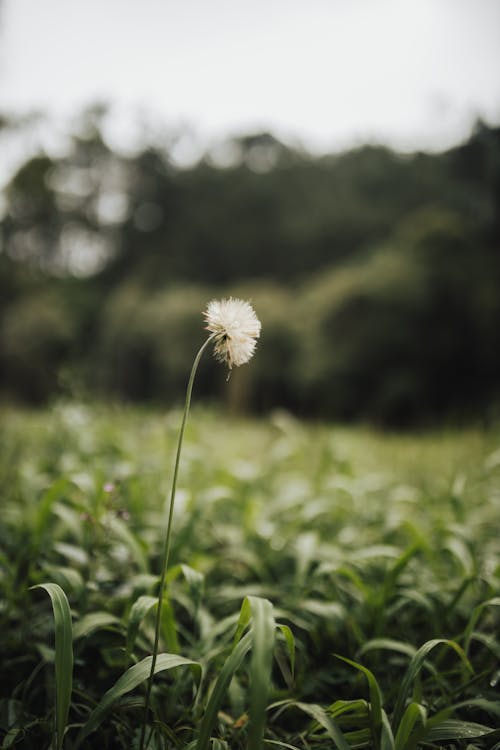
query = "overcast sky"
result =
(1, 0, 500, 159)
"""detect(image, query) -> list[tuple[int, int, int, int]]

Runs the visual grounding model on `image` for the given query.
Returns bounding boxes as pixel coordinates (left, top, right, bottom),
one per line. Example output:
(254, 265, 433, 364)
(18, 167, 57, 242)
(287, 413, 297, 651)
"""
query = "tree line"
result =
(1, 109, 499, 425)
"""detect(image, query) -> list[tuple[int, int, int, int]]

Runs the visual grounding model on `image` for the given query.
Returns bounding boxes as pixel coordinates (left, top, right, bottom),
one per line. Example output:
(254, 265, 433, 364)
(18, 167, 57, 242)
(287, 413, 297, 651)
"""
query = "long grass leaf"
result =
(160, 593, 181, 654)
(394, 702, 426, 750)
(392, 638, 472, 731)
(107, 515, 148, 572)
(335, 654, 383, 750)
(358, 638, 416, 660)
(33, 479, 69, 544)
(293, 701, 351, 750)
(42, 565, 84, 595)
(232, 596, 252, 646)
(126, 595, 158, 653)
(277, 624, 295, 677)
(380, 709, 395, 750)
(31, 583, 73, 750)
(425, 719, 497, 741)
(247, 596, 276, 750)
(329, 698, 369, 719)
(196, 631, 253, 750)
(469, 631, 500, 659)
(72, 612, 121, 641)
(383, 542, 422, 598)
(74, 653, 200, 748)
(463, 597, 500, 654)
(167, 562, 205, 591)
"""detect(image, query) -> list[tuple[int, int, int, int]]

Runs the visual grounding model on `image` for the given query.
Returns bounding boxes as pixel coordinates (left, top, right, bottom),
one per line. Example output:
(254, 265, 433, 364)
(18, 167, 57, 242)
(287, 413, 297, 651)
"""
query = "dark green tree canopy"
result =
(1, 113, 499, 423)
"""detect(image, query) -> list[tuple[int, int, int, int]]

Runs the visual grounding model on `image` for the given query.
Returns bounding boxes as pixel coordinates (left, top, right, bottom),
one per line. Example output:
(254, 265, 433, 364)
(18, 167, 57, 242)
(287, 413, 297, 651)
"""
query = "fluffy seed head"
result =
(204, 297, 261, 368)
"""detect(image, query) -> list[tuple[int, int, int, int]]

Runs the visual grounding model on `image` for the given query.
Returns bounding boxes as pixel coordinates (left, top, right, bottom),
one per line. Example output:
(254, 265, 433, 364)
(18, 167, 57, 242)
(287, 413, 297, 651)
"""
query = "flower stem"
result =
(139, 334, 215, 750)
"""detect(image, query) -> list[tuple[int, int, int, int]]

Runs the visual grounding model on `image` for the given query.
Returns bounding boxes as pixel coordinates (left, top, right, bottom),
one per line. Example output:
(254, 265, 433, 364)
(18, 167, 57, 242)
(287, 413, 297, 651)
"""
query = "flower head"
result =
(204, 297, 261, 369)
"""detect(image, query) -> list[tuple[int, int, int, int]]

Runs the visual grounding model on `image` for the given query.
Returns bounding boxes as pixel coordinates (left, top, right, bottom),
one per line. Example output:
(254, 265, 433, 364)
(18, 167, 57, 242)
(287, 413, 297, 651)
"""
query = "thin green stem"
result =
(139, 334, 215, 750)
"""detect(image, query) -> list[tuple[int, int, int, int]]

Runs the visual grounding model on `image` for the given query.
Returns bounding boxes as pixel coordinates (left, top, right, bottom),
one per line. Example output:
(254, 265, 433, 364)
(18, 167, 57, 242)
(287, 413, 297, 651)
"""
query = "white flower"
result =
(204, 297, 261, 369)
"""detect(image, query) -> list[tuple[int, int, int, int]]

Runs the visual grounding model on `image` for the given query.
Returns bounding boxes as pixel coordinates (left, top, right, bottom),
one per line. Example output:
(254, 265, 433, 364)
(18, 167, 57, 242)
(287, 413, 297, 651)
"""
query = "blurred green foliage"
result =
(1, 111, 499, 424)
(1, 405, 499, 747)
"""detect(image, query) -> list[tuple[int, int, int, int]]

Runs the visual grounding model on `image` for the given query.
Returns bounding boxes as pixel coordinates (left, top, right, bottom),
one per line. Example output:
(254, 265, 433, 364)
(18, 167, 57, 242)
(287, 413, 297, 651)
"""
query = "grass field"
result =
(1, 402, 499, 749)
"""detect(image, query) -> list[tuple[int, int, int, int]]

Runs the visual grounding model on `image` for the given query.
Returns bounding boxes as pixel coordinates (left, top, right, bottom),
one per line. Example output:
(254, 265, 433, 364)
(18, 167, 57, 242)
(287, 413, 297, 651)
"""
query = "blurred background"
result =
(1, 0, 500, 426)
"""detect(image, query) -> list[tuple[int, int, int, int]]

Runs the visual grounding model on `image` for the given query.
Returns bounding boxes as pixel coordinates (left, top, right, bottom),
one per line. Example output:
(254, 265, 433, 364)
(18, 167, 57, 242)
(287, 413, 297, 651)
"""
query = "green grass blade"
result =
(392, 638, 472, 731)
(382, 542, 422, 601)
(74, 653, 200, 748)
(33, 479, 69, 544)
(277, 624, 295, 677)
(394, 702, 426, 750)
(197, 596, 276, 750)
(247, 596, 276, 750)
(470, 631, 500, 659)
(293, 701, 351, 750)
(196, 631, 253, 750)
(329, 698, 369, 720)
(126, 595, 158, 653)
(232, 595, 252, 646)
(380, 709, 395, 750)
(107, 515, 148, 572)
(160, 593, 181, 654)
(462, 596, 500, 654)
(425, 719, 497, 742)
(41, 564, 85, 595)
(72, 611, 121, 640)
(358, 638, 416, 660)
(31, 583, 73, 750)
(167, 562, 205, 591)
(336, 654, 383, 750)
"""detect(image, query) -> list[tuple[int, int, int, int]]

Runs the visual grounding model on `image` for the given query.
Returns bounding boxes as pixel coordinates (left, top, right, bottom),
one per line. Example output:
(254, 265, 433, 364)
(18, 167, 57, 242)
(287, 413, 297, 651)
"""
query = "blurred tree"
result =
(1, 111, 499, 423)
(3, 154, 61, 268)
(1, 291, 74, 402)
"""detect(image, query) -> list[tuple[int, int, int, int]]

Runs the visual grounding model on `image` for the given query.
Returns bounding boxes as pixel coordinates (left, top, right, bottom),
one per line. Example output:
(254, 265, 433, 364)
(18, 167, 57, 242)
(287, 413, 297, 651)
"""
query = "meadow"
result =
(1, 402, 499, 749)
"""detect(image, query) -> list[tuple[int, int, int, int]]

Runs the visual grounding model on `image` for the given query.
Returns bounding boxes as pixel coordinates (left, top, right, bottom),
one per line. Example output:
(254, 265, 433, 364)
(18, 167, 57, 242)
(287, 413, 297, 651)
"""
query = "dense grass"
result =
(1, 402, 499, 749)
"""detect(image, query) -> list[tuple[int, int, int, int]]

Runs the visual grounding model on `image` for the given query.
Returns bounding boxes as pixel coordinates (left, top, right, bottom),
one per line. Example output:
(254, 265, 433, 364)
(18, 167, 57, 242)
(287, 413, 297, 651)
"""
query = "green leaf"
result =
(463, 597, 500, 654)
(33, 479, 69, 543)
(336, 654, 383, 750)
(31, 583, 73, 750)
(277, 624, 295, 677)
(358, 638, 416, 660)
(246, 596, 276, 750)
(380, 709, 395, 750)
(126, 595, 158, 653)
(74, 652, 200, 747)
(394, 702, 426, 750)
(41, 564, 84, 594)
(232, 595, 252, 646)
(52, 503, 85, 543)
(196, 631, 253, 750)
(470, 631, 500, 659)
(329, 698, 369, 720)
(167, 562, 205, 591)
(53, 541, 89, 567)
(425, 719, 496, 741)
(107, 515, 148, 571)
(292, 701, 351, 750)
(383, 542, 422, 599)
(392, 638, 472, 731)
(160, 593, 181, 654)
(73, 611, 122, 641)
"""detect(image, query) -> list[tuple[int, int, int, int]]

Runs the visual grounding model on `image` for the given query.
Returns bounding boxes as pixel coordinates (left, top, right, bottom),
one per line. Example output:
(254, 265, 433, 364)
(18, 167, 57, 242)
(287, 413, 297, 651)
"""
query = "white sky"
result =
(1, 0, 500, 160)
